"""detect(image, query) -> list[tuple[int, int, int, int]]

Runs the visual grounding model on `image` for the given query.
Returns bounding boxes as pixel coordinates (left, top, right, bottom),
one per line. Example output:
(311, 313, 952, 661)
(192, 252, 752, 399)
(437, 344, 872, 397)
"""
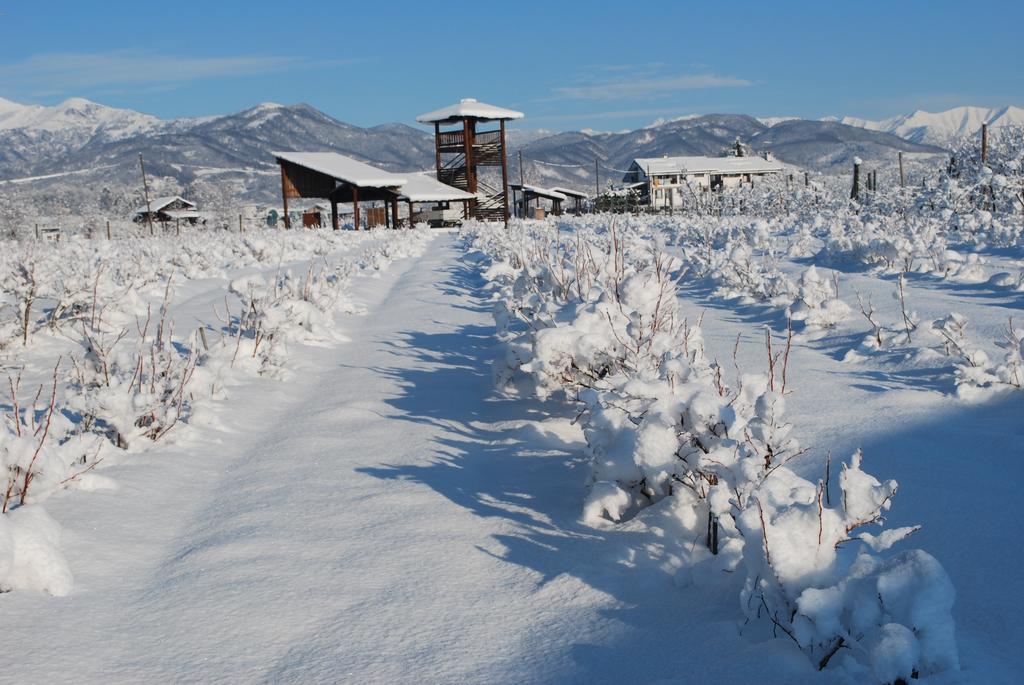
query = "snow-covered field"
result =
(2, 131, 1023, 684)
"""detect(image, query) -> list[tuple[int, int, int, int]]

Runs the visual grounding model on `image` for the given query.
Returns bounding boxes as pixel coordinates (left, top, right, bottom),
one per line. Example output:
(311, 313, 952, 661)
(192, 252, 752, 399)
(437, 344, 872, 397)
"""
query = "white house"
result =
(623, 154, 784, 209)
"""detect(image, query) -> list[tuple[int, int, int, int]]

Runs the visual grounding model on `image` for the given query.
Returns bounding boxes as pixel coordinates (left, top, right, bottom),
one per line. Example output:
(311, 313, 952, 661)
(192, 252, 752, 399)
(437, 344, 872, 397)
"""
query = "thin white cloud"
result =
(528, 107, 697, 123)
(552, 73, 752, 101)
(0, 51, 354, 92)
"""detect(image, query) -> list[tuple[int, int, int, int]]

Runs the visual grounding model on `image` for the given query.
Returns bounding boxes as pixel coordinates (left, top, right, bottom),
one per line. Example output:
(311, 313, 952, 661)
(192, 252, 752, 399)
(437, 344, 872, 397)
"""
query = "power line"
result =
(520, 156, 634, 174)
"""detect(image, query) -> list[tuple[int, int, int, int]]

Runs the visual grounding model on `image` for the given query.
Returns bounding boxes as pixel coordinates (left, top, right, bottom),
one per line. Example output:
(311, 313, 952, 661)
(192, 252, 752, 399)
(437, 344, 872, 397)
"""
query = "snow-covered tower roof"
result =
(416, 98, 524, 125)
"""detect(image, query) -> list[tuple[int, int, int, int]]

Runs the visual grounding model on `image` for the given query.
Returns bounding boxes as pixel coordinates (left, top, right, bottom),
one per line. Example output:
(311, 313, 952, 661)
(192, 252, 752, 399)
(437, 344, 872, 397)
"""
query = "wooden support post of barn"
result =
(352, 185, 360, 230)
(391, 197, 399, 229)
(407, 200, 414, 227)
(280, 164, 291, 229)
(331, 198, 339, 230)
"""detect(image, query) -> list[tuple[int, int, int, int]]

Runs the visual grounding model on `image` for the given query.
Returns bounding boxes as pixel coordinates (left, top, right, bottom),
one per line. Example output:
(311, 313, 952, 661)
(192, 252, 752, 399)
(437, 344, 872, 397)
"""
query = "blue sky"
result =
(1, 0, 1021, 132)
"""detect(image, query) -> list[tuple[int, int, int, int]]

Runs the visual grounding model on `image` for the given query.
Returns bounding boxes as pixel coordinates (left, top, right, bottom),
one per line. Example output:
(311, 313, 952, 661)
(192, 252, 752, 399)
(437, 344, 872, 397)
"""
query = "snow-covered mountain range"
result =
(835, 106, 1024, 145)
(4, 97, 1008, 198)
(0, 97, 437, 195)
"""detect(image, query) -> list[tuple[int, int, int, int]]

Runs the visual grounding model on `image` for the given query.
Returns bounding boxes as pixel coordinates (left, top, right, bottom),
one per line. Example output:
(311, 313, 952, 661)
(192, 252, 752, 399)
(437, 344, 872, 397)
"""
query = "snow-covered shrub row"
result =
(0, 230, 387, 352)
(464, 218, 957, 683)
(653, 214, 857, 336)
(1, 227, 434, 596)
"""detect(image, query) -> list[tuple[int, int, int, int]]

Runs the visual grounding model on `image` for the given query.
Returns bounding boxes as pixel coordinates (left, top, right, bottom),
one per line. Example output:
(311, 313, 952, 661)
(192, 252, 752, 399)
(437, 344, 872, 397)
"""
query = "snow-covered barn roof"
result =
(273, 151, 407, 188)
(511, 184, 568, 202)
(398, 172, 476, 203)
(416, 98, 524, 125)
(631, 156, 784, 176)
(550, 186, 588, 199)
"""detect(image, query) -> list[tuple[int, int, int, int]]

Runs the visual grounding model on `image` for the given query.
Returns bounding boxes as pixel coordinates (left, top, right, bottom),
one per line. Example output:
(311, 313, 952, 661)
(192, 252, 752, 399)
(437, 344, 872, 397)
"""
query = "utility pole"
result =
(139, 153, 154, 237)
(594, 158, 599, 198)
(898, 152, 905, 188)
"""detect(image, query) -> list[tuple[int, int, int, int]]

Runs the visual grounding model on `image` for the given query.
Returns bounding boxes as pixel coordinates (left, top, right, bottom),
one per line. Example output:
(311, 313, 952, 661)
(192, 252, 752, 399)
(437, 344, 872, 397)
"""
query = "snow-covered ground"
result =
(1, 207, 1022, 683)
(1, 232, 756, 683)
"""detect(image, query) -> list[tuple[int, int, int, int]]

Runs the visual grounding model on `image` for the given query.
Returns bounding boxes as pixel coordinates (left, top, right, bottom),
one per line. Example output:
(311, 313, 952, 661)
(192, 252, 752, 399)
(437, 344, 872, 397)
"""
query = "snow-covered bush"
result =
(66, 285, 199, 449)
(789, 266, 851, 331)
(952, 319, 1024, 399)
(1, 366, 81, 596)
(736, 449, 957, 680)
(0, 505, 73, 596)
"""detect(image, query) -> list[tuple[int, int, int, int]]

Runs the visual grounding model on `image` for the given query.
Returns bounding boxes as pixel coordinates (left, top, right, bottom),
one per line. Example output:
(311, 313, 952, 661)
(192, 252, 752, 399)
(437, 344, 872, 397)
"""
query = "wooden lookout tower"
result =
(416, 98, 523, 226)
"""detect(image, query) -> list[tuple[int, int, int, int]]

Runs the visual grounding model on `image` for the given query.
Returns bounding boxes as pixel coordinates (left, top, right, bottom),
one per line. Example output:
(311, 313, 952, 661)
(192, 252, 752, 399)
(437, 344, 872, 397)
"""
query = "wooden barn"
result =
(274, 152, 473, 229)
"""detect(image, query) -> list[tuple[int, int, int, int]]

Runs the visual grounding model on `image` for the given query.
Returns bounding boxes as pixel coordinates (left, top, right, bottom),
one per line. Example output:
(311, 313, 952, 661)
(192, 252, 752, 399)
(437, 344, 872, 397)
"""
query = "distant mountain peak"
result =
(243, 102, 287, 114)
(56, 96, 101, 109)
(838, 105, 1024, 144)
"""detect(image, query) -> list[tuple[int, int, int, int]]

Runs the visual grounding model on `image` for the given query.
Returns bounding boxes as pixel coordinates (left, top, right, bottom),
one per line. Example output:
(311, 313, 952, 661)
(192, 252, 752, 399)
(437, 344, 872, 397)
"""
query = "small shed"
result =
(510, 184, 568, 217)
(397, 172, 476, 227)
(549, 187, 588, 215)
(274, 151, 407, 229)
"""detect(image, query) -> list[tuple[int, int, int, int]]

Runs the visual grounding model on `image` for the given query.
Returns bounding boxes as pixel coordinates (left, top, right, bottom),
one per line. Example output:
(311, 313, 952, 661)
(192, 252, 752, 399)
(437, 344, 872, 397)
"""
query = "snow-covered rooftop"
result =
(416, 98, 524, 125)
(133, 195, 195, 215)
(631, 155, 784, 176)
(549, 186, 588, 199)
(511, 184, 568, 202)
(274, 151, 407, 188)
(398, 172, 476, 203)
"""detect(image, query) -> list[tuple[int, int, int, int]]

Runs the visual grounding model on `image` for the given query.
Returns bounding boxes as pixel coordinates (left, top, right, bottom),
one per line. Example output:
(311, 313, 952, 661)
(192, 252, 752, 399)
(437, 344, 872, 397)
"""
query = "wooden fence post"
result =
(851, 160, 861, 200)
(981, 123, 989, 164)
(106, 220, 111, 240)
(239, 214, 243, 233)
